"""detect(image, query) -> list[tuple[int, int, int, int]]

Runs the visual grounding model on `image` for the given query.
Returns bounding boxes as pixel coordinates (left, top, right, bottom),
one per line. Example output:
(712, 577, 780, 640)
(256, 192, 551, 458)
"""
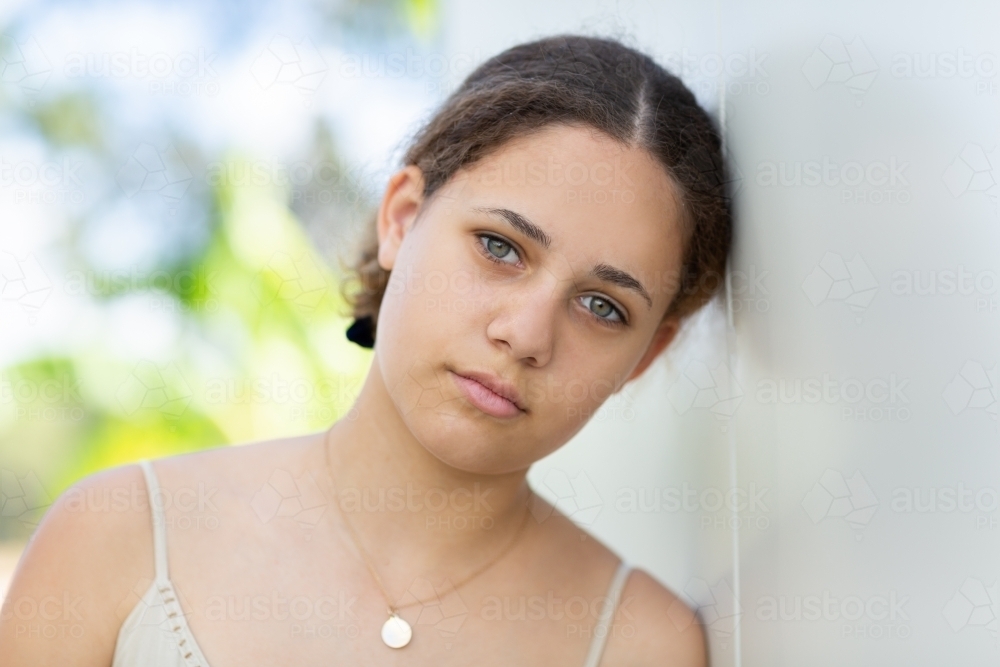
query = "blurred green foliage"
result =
(0, 0, 442, 541)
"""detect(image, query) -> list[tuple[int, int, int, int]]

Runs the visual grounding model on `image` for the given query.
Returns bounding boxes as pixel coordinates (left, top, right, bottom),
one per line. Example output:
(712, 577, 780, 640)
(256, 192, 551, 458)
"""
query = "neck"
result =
(321, 354, 535, 592)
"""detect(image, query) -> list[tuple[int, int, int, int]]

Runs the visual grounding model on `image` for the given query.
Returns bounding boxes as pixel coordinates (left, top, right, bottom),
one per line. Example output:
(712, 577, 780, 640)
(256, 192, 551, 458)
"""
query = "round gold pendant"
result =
(381, 613, 412, 648)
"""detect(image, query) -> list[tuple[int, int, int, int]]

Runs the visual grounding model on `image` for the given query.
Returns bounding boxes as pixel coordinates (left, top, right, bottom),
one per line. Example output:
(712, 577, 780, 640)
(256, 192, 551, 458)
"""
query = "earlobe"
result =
(376, 165, 426, 271)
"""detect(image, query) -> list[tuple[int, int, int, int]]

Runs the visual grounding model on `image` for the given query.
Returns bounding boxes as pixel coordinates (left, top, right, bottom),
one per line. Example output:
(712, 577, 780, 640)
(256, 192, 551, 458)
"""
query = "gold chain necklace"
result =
(321, 426, 533, 648)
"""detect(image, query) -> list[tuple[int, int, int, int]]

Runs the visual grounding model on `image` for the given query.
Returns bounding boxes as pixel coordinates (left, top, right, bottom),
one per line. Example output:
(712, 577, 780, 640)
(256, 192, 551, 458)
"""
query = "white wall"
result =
(444, 1, 1000, 664)
(724, 2, 1000, 665)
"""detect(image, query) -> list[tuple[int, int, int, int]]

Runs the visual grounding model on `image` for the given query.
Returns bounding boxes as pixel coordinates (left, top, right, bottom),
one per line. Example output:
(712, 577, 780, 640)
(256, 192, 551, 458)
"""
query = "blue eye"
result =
(580, 295, 627, 328)
(477, 234, 521, 265)
(475, 233, 628, 329)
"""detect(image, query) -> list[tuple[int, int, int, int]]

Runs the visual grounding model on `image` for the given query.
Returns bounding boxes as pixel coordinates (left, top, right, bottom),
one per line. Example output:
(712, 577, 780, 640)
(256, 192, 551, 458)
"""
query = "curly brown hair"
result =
(339, 33, 732, 344)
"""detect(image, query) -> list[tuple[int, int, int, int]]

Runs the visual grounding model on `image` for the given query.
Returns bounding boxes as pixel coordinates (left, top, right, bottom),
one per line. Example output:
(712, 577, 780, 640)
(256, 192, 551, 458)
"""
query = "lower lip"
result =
(451, 372, 523, 419)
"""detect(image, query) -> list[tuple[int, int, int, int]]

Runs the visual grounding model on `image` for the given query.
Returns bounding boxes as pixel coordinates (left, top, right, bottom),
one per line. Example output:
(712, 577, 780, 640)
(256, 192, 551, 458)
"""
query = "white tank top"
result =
(112, 459, 634, 667)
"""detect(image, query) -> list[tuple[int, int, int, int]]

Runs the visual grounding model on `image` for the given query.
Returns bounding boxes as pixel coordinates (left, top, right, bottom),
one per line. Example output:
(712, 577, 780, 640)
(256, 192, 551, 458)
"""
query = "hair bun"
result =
(346, 315, 375, 348)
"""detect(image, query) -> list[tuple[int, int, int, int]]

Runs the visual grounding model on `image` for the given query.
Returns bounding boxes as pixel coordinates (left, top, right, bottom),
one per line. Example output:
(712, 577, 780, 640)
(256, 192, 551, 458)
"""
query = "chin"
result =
(413, 419, 536, 475)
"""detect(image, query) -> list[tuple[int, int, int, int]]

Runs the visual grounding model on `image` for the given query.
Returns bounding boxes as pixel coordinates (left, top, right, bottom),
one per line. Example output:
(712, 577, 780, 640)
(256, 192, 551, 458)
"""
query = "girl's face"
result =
(373, 122, 687, 475)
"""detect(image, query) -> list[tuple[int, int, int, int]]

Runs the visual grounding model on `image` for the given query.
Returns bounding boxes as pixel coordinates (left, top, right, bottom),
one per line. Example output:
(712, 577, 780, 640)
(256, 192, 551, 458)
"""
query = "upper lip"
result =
(453, 369, 527, 412)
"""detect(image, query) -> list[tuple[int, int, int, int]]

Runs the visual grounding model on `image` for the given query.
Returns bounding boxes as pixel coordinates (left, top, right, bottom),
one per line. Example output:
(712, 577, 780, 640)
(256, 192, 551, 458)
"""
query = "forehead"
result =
(435, 122, 686, 307)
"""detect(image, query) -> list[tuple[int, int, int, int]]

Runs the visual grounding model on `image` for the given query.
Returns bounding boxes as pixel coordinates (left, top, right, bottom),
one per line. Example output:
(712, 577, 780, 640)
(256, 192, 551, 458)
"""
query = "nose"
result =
(485, 270, 565, 367)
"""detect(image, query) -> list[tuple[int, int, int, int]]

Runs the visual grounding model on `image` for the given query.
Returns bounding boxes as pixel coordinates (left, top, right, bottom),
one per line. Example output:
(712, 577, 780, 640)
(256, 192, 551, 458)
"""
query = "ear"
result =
(376, 165, 426, 271)
(625, 316, 681, 383)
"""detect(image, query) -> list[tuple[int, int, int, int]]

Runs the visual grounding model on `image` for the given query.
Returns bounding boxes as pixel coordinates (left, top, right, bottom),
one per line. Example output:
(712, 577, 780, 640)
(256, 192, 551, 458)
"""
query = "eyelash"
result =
(474, 233, 629, 329)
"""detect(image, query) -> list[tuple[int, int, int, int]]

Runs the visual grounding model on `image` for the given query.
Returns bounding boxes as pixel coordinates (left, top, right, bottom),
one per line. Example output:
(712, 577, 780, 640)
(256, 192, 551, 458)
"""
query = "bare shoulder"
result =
(520, 500, 707, 665)
(0, 461, 155, 664)
(603, 566, 708, 667)
(0, 432, 321, 664)
(147, 431, 321, 489)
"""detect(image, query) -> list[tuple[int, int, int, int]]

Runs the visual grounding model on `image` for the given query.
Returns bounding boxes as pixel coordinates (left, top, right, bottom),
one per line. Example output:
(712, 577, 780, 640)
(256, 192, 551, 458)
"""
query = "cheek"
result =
(380, 231, 454, 340)
(410, 232, 494, 337)
(374, 232, 476, 402)
(531, 358, 626, 431)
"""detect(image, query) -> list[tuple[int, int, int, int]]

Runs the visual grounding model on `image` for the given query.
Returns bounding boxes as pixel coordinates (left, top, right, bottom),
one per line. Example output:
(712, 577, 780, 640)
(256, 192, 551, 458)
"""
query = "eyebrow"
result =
(474, 206, 552, 248)
(473, 206, 654, 310)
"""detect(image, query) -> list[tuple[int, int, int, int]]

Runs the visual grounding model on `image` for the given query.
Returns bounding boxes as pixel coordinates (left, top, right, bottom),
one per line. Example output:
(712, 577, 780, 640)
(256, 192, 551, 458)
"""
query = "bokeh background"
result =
(2, 0, 999, 665)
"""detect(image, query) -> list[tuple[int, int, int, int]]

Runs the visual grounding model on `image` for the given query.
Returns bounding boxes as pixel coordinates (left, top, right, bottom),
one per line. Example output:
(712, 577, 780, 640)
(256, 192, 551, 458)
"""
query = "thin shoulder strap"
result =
(582, 559, 633, 667)
(138, 459, 169, 582)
